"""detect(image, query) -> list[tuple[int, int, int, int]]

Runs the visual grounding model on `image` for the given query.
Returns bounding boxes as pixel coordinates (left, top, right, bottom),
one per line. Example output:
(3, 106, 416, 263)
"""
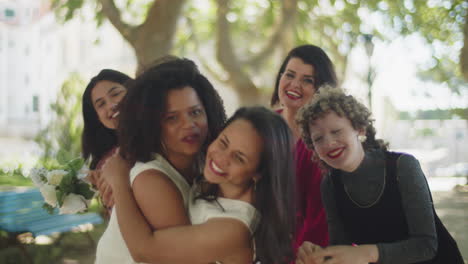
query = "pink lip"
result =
(209, 160, 227, 177)
(182, 133, 200, 144)
(327, 147, 345, 159)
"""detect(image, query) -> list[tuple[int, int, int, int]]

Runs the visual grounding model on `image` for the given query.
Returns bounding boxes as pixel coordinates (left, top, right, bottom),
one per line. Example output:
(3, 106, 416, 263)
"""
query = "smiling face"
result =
(278, 57, 317, 111)
(91, 80, 127, 129)
(161, 86, 209, 160)
(204, 119, 264, 198)
(309, 111, 365, 172)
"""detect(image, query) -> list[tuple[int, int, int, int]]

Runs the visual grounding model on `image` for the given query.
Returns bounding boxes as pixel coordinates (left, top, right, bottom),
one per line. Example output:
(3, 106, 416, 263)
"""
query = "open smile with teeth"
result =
(210, 160, 226, 176)
(111, 111, 120, 119)
(327, 147, 345, 159)
(285, 90, 302, 99)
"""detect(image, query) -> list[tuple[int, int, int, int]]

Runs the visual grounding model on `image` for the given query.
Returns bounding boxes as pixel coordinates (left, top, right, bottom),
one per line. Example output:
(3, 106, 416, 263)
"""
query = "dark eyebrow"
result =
(235, 150, 249, 162)
(165, 104, 203, 115)
(222, 134, 250, 162)
(222, 134, 230, 145)
(94, 86, 121, 106)
(285, 69, 314, 78)
(107, 86, 120, 94)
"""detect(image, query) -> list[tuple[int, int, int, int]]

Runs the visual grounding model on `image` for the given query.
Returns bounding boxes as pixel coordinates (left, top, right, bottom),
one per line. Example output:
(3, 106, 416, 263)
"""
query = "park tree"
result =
(35, 73, 84, 167)
(51, 0, 467, 105)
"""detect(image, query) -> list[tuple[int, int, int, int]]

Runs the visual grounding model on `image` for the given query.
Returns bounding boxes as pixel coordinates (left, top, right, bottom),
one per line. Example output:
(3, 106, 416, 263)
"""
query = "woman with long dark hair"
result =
(81, 69, 131, 208)
(271, 44, 338, 251)
(103, 106, 296, 263)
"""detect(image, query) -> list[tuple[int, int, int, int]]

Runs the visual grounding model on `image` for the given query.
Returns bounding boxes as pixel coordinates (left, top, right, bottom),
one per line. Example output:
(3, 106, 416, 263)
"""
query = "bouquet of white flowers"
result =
(29, 158, 96, 214)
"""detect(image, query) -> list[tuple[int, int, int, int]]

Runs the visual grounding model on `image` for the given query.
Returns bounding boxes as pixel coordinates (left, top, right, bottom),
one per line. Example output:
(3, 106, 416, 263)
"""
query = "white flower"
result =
(47, 170, 68, 186)
(77, 165, 89, 180)
(29, 168, 47, 187)
(59, 193, 89, 214)
(39, 184, 57, 206)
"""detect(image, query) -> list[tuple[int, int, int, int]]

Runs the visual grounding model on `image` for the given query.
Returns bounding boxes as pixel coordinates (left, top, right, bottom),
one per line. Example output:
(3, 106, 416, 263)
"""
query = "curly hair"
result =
(296, 87, 387, 172)
(118, 57, 227, 164)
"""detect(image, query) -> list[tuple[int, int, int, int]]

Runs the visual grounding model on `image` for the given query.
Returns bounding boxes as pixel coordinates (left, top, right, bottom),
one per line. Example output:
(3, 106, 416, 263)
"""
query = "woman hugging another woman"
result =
(99, 57, 297, 263)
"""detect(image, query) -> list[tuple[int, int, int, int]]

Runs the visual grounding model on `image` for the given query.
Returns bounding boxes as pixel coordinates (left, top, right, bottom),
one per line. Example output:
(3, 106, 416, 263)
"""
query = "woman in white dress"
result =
(104, 106, 296, 263)
(95, 58, 226, 263)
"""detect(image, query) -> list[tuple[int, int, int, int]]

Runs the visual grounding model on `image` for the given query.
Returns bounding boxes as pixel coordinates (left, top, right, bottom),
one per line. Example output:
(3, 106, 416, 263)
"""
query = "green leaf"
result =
(67, 158, 85, 172)
(58, 172, 74, 194)
(56, 190, 65, 207)
(42, 203, 56, 215)
(76, 182, 96, 200)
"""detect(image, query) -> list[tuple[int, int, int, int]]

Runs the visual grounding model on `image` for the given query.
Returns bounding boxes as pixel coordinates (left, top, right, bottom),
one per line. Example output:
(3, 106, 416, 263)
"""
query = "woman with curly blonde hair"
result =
(295, 88, 462, 264)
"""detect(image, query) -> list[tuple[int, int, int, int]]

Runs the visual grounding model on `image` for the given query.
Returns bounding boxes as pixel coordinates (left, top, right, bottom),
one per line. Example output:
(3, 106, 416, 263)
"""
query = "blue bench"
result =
(0, 188, 103, 262)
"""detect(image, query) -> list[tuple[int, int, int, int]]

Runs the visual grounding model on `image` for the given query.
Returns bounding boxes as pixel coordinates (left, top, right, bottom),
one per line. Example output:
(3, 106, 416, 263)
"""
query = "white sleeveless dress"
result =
(95, 154, 191, 264)
(188, 184, 260, 263)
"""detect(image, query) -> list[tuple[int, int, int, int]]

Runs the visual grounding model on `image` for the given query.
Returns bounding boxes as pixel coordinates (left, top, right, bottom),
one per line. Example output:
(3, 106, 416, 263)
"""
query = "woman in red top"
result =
(271, 44, 337, 251)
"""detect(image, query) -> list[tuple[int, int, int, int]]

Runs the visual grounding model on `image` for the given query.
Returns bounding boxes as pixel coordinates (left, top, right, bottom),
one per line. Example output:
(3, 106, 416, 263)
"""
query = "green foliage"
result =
(34, 73, 85, 168)
(399, 108, 468, 120)
(51, 0, 467, 97)
(451, 107, 468, 120)
(415, 128, 436, 137)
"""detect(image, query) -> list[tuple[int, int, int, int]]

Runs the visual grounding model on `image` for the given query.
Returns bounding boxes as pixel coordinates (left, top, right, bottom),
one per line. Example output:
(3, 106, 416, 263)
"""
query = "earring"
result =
(358, 135, 367, 143)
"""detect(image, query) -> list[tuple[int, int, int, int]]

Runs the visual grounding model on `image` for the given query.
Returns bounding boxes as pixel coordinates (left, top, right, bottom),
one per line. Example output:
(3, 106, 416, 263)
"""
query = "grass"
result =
(0, 166, 33, 187)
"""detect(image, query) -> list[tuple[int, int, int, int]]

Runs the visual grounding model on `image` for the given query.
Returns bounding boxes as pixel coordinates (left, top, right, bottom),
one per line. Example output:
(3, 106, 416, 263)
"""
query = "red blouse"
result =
(293, 139, 329, 251)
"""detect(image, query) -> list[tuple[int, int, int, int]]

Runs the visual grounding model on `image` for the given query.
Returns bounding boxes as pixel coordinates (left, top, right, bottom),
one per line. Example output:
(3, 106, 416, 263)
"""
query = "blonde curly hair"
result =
(296, 87, 387, 172)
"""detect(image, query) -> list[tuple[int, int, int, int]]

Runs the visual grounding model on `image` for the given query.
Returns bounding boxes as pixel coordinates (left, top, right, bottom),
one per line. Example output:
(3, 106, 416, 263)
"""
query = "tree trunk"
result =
(461, 12, 468, 81)
(99, 0, 186, 75)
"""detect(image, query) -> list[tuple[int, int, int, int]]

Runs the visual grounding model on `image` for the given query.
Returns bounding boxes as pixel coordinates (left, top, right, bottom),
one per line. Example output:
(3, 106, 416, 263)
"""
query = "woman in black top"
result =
(295, 87, 438, 264)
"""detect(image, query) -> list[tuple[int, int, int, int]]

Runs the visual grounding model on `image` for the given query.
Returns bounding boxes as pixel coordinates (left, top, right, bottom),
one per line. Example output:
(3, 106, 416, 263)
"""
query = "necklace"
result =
(342, 164, 386, 208)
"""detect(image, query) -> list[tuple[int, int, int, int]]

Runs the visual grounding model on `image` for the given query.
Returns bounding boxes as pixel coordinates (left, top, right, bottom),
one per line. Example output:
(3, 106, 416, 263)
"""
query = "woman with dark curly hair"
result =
(81, 69, 132, 208)
(295, 88, 463, 264)
(95, 57, 227, 263)
(104, 106, 296, 263)
(271, 44, 338, 252)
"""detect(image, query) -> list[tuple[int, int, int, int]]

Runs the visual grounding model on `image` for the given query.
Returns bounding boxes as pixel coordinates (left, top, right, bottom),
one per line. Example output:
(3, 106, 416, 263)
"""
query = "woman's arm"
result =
(104, 154, 252, 264)
(375, 154, 437, 264)
(102, 155, 190, 262)
(138, 218, 253, 264)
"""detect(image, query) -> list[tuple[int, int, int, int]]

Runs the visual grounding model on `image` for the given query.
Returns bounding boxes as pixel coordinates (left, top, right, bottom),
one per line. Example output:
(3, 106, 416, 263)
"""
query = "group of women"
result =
(81, 45, 462, 264)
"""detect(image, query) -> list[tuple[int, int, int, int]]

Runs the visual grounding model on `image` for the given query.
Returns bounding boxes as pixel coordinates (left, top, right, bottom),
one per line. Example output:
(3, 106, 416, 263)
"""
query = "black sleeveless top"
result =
(331, 151, 409, 245)
(330, 151, 463, 264)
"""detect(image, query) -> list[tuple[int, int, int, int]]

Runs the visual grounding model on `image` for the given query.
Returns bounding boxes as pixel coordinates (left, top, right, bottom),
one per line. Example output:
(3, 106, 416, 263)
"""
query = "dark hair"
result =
(198, 106, 296, 263)
(271, 44, 338, 106)
(118, 58, 227, 164)
(297, 87, 388, 173)
(81, 69, 131, 169)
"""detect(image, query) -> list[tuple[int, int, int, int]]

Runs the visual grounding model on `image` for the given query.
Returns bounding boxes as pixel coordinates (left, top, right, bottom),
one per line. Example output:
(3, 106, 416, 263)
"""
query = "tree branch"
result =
(185, 16, 230, 84)
(216, 0, 260, 105)
(241, 0, 298, 67)
(141, 0, 185, 35)
(98, 0, 137, 43)
(461, 11, 468, 81)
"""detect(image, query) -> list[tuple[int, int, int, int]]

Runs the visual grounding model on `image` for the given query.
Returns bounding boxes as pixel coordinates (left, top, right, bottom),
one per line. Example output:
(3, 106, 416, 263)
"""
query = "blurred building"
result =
(388, 119, 468, 177)
(0, 0, 135, 139)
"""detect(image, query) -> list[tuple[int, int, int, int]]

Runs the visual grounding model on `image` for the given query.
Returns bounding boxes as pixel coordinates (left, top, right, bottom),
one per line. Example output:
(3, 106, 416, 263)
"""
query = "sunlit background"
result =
(0, 0, 467, 263)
